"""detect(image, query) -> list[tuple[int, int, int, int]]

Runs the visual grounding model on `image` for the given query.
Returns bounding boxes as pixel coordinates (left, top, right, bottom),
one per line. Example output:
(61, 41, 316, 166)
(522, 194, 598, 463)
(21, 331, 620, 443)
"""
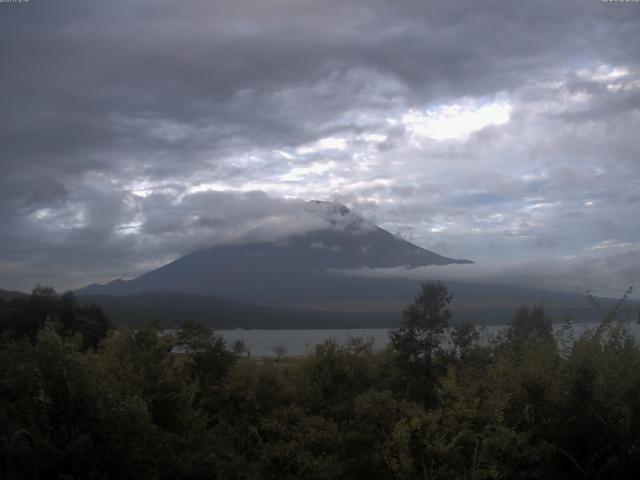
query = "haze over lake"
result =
(217, 322, 640, 357)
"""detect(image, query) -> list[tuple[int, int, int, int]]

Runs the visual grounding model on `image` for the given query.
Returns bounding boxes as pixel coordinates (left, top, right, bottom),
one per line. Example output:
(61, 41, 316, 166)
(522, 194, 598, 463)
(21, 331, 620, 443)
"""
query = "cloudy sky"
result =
(1, 0, 639, 296)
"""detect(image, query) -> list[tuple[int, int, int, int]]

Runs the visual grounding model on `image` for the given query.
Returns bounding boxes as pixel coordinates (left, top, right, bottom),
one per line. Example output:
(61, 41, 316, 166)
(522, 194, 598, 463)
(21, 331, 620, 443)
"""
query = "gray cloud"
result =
(1, 0, 640, 294)
(331, 241, 640, 299)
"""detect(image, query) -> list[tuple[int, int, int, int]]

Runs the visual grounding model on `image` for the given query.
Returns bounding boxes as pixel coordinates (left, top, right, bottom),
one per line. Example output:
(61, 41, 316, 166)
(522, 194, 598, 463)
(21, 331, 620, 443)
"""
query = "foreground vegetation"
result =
(1, 284, 640, 479)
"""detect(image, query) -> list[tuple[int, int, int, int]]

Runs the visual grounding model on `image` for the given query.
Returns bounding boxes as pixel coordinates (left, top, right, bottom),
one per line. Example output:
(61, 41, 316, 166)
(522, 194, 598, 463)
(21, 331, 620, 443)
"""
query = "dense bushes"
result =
(1, 284, 640, 479)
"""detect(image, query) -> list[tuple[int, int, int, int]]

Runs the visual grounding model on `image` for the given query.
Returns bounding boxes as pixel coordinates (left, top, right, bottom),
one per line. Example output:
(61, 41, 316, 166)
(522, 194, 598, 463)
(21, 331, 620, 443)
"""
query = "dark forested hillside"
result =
(76, 291, 398, 329)
(0, 289, 28, 302)
(74, 283, 635, 329)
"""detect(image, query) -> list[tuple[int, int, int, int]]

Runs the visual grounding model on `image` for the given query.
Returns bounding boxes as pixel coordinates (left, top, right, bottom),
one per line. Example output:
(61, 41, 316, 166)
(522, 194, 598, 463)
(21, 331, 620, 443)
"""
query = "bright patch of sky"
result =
(402, 99, 512, 142)
(296, 137, 348, 155)
(280, 161, 337, 182)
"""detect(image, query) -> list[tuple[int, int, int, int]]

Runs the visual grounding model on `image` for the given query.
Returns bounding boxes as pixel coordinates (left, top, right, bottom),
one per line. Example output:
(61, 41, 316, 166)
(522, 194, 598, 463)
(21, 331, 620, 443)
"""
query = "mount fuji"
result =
(77, 201, 472, 305)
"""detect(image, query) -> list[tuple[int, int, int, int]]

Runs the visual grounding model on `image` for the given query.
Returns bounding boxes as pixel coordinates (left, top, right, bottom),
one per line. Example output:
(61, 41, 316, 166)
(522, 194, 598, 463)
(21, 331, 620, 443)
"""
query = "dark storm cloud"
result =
(4, 0, 638, 178)
(1, 0, 640, 293)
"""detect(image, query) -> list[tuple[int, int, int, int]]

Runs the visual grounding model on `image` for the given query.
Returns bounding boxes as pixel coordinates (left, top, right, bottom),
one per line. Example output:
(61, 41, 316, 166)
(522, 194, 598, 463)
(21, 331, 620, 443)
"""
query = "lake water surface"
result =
(218, 322, 640, 357)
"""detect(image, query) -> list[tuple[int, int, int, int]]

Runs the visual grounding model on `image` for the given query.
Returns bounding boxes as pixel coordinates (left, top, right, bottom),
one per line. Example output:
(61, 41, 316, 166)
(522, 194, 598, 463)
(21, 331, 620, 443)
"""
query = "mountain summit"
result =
(303, 200, 374, 232)
(77, 202, 471, 303)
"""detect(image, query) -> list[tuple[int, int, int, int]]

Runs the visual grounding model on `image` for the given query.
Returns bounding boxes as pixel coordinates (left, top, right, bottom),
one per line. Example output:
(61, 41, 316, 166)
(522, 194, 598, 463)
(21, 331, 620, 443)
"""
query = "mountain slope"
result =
(77, 201, 471, 303)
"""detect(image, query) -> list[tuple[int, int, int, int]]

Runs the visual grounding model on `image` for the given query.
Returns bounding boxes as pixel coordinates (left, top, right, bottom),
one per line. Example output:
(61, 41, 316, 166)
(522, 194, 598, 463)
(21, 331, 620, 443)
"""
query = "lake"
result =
(217, 322, 640, 357)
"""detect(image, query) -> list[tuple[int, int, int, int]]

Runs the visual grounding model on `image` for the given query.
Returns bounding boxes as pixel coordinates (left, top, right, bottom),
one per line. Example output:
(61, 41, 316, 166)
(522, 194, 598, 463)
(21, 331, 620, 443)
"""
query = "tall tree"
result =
(390, 281, 452, 403)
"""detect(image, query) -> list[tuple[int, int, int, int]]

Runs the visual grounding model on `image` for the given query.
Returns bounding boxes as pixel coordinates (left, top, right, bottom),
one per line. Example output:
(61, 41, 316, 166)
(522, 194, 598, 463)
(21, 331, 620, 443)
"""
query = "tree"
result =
(390, 281, 452, 367)
(389, 281, 452, 403)
(272, 344, 288, 361)
(232, 338, 248, 356)
(451, 321, 480, 359)
(0, 286, 110, 349)
(175, 320, 235, 392)
(175, 320, 213, 353)
(505, 305, 552, 349)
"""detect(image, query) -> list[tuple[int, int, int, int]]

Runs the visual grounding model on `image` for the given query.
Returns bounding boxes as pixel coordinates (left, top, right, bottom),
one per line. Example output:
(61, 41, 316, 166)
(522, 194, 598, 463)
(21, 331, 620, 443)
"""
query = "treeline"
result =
(1, 283, 640, 479)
